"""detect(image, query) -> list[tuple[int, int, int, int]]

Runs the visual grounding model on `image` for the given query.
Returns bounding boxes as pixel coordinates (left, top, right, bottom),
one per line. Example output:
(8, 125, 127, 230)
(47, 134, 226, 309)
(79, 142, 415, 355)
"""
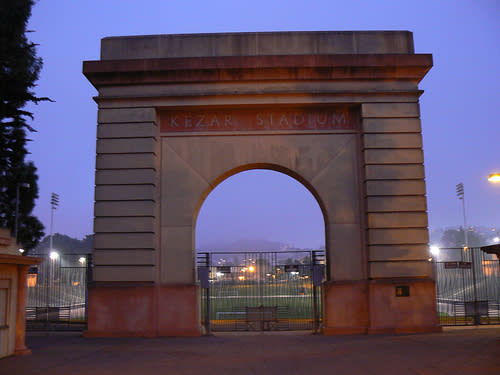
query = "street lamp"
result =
(488, 173, 500, 183)
(14, 182, 30, 243)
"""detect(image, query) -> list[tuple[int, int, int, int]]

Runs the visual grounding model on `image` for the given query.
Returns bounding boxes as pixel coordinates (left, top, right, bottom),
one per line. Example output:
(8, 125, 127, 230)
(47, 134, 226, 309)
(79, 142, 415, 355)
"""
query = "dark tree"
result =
(0, 0, 46, 251)
(34, 234, 93, 255)
(440, 228, 485, 248)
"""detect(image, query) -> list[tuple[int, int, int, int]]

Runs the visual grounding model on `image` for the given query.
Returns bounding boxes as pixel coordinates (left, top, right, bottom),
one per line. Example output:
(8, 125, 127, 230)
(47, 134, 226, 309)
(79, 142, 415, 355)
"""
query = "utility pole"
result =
(50, 193, 59, 252)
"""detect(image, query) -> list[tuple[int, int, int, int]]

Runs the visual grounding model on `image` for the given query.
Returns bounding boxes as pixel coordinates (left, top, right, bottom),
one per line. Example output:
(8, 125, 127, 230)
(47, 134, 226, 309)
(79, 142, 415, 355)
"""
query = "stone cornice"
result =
(83, 54, 433, 88)
(0, 254, 42, 266)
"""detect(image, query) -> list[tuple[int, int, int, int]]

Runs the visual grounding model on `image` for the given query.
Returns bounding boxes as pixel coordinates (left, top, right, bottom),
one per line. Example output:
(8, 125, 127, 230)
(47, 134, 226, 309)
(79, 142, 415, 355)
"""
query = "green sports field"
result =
(201, 279, 322, 331)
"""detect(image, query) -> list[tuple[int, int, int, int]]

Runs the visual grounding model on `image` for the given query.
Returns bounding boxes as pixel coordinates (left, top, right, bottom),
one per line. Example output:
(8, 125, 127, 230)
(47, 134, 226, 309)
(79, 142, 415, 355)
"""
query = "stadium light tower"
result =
(50, 193, 59, 252)
(456, 182, 480, 324)
(456, 183, 468, 249)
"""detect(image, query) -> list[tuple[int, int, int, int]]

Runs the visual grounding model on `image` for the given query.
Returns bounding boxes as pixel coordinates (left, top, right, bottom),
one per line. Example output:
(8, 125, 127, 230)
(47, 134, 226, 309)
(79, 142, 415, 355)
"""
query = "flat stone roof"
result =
(101, 31, 415, 60)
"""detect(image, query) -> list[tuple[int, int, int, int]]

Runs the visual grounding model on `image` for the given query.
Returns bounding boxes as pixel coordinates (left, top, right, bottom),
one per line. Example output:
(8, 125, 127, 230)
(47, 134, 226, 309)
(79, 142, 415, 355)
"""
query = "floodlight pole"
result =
(456, 183, 468, 248)
(50, 193, 59, 252)
(456, 183, 479, 324)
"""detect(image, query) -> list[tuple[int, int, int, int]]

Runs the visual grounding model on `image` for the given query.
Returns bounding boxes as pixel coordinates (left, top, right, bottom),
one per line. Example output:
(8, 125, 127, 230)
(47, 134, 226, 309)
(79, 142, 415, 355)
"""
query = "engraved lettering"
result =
(331, 113, 347, 128)
(294, 113, 305, 126)
(256, 113, 264, 127)
(225, 115, 233, 128)
(316, 113, 327, 126)
(195, 114, 207, 128)
(170, 116, 180, 128)
(279, 114, 289, 127)
(210, 115, 221, 128)
(162, 108, 353, 133)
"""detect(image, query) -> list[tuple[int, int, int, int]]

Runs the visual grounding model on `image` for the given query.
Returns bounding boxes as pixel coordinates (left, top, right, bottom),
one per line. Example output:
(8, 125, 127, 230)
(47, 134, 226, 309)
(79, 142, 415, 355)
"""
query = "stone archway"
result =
(83, 31, 440, 337)
(194, 164, 326, 258)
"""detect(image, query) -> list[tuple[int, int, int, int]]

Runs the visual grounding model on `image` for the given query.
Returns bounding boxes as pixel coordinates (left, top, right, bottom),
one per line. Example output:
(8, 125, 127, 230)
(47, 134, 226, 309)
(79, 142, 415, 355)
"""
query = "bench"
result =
(215, 311, 246, 320)
(246, 306, 278, 331)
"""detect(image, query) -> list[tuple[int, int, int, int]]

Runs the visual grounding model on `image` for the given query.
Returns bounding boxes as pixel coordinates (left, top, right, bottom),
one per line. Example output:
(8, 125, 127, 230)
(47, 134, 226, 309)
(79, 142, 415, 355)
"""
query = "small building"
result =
(0, 228, 41, 358)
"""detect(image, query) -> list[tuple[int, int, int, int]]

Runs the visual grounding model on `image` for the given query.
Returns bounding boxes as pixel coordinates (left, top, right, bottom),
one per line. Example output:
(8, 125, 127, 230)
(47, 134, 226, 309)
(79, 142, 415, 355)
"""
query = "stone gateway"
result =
(83, 31, 440, 336)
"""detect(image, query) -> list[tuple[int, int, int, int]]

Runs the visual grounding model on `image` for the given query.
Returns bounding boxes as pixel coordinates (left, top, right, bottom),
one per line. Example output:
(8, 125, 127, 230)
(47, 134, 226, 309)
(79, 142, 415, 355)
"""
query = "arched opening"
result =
(196, 169, 325, 251)
(195, 167, 327, 332)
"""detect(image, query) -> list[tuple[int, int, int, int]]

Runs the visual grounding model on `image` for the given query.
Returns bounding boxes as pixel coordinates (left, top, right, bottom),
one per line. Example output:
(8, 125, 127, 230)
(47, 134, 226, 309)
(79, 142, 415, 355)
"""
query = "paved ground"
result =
(1, 327, 499, 375)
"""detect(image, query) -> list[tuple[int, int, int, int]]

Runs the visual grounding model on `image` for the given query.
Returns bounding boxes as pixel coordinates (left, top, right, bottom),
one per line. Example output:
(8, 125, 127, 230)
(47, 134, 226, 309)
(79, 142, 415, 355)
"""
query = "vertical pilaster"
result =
(361, 103, 431, 277)
(14, 265, 29, 355)
(93, 107, 159, 283)
(361, 102, 439, 333)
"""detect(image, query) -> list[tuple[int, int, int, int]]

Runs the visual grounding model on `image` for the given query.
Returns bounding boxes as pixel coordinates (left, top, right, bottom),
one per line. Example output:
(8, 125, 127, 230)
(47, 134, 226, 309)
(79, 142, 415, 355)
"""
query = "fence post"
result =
(197, 252, 211, 335)
(312, 251, 325, 334)
(205, 253, 211, 335)
(471, 247, 480, 325)
(85, 253, 93, 326)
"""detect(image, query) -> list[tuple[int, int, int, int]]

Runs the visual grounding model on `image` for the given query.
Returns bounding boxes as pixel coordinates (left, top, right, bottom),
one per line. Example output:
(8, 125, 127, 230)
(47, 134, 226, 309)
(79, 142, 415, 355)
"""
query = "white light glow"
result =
(215, 272, 224, 277)
(430, 246, 440, 257)
(78, 257, 86, 264)
(49, 251, 59, 260)
(18, 248, 25, 254)
(488, 173, 500, 183)
(493, 237, 500, 243)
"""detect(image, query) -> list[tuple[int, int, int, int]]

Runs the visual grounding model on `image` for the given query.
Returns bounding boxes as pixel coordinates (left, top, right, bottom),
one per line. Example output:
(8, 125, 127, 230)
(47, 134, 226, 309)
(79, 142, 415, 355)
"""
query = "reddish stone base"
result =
(85, 284, 201, 337)
(322, 278, 441, 335)
(13, 347, 32, 356)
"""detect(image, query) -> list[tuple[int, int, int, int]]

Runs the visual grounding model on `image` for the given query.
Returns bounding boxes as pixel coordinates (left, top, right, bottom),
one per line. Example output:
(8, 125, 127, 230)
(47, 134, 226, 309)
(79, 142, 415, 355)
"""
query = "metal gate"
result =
(197, 250, 325, 333)
(434, 247, 500, 325)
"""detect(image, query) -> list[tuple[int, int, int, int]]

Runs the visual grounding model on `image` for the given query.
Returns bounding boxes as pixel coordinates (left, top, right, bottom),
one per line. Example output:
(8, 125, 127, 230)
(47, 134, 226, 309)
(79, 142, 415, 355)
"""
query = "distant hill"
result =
(197, 238, 299, 252)
(31, 234, 323, 255)
(31, 233, 92, 255)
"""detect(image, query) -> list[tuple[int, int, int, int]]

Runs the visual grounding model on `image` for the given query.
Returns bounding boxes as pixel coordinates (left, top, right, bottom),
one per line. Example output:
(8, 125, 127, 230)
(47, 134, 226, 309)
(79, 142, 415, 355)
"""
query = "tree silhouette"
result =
(0, 1, 47, 251)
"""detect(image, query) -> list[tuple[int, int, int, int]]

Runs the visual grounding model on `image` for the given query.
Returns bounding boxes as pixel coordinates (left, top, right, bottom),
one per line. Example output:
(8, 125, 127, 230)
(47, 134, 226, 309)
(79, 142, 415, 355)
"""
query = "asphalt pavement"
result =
(1, 327, 499, 375)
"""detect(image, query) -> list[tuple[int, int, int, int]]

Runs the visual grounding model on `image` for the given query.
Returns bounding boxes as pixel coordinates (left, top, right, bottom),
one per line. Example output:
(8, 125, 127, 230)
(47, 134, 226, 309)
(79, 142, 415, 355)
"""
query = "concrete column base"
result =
(13, 348, 32, 356)
(85, 284, 201, 337)
(322, 278, 441, 335)
(367, 278, 441, 334)
(322, 280, 369, 335)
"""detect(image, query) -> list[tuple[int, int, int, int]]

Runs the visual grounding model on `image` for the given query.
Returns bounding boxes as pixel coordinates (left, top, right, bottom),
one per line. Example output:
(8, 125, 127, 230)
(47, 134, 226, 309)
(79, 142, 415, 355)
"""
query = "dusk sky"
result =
(24, 0, 499, 249)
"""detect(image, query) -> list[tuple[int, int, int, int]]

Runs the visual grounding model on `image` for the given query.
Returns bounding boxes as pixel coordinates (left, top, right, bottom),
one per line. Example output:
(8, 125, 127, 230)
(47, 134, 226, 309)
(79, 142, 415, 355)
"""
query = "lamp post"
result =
(14, 182, 30, 244)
